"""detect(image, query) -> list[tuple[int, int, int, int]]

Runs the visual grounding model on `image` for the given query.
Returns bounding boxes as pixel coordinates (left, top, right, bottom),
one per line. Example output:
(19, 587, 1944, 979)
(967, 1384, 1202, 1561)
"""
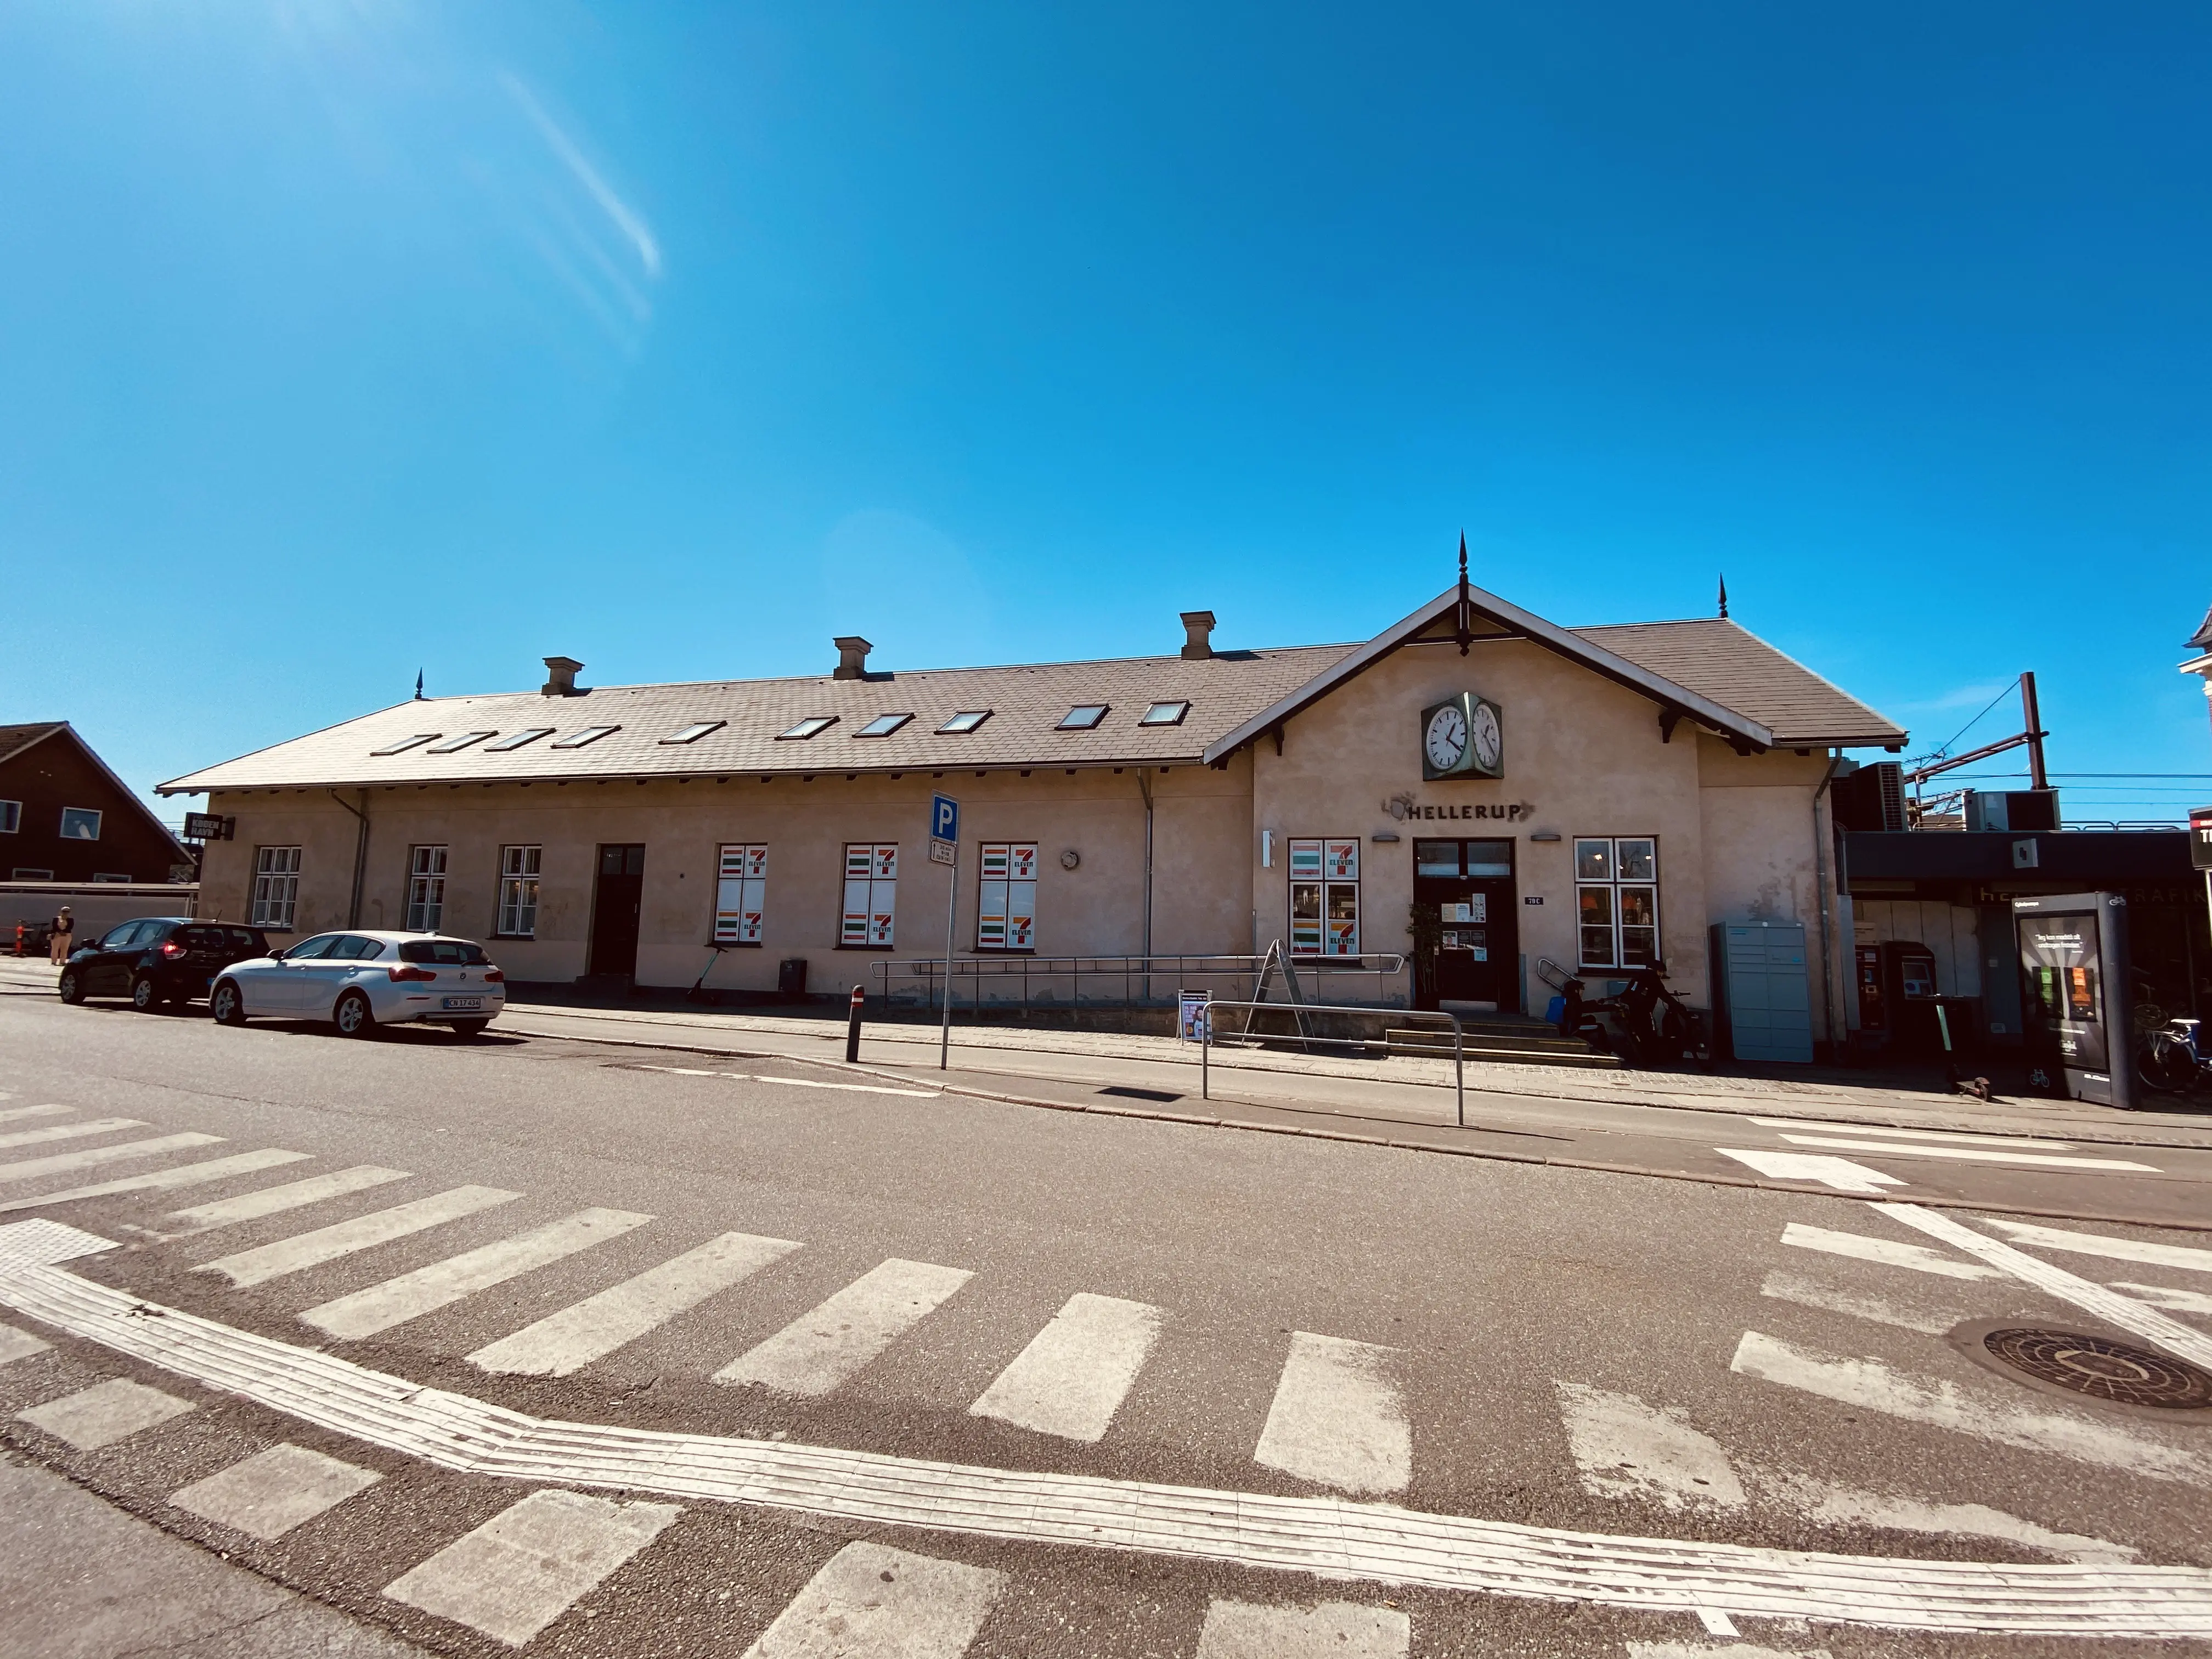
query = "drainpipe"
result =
(330, 789, 370, 929)
(1137, 770, 1155, 1001)
(1810, 752, 1842, 1060)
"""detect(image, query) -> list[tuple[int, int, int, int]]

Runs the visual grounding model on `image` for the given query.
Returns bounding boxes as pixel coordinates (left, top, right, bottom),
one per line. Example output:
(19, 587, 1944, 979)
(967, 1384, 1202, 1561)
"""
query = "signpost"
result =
(932, 794, 959, 1069)
(183, 812, 233, 843)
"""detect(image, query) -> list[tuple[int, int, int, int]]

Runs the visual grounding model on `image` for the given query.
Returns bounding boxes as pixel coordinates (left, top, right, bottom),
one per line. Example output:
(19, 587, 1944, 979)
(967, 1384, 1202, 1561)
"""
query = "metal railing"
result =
(1195, 997, 1467, 1127)
(869, 952, 1408, 1015)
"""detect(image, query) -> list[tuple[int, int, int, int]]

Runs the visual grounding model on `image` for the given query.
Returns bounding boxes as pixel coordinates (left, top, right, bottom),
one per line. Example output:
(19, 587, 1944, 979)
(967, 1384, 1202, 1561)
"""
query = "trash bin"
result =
(777, 957, 809, 1000)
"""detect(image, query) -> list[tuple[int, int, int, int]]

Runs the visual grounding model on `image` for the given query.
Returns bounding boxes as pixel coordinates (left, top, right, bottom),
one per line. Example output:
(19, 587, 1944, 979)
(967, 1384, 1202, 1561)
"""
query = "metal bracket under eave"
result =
(1658, 708, 1682, 744)
(1271, 724, 1285, 756)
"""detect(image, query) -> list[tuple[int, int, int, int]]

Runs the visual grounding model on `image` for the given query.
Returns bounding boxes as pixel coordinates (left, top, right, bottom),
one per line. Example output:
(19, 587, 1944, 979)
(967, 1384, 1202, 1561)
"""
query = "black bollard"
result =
(844, 984, 864, 1063)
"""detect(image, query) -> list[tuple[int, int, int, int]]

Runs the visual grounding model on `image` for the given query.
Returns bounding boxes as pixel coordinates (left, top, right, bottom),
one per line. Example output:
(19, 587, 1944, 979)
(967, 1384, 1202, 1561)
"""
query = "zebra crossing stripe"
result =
(301, 1208, 653, 1341)
(470, 1230, 803, 1377)
(1554, 1382, 1744, 1513)
(19, 1377, 194, 1449)
(0, 1133, 224, 1184)
(1985, 1217, 2212, 1276)
(1780, 1135, 2159, 1173)
(1195, 1598, 1410, 1657)
(969, 1291, 1162, 1443)
(3, 1221, 2209, 1637)
(196, 1185, 521, 1288)
(716, 1257, 973, 1395)
(168, 1165, 411, 1232)
(1254, 1331, 1410, 1497)
(0, 1104, 74, 1125)
(0, 1149, 313, 1216)
(169, 1442, 382, 1539)
(740, 1542, 1004, 1658)
(382, 1487, 681, 1646)
(0, 1116, 148, 1150)
(0, 1319, 50, 1364)
(1779, 1222, 1997, 1281)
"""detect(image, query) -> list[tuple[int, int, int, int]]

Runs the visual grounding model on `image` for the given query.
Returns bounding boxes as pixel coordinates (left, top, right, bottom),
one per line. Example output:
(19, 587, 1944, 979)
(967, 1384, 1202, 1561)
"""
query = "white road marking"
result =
(641, 1066, 721, 1075)
(0, 1116, 146, 1150)
(1749, 1466, 2136, 1564)
(1780, 1135, 2159, 1173)
(1254, 1331, 1410, 1496)
(302, 1208, 653, 1341)
(969, 1291, 1163, 1442)
(1778, 1222, 1996, 1280)
(19, 1377, 194, 1449)
(1714, 1149, 1903, 1193)
(1194, 1597, 1410, 1658)
(169, 1442, 382, 1539)
(2114, 1280, 2212, 1315)
(1626, 1645, 1830, 1659)
(0, 1319, 50, 1364)
(0, 1149, 312, 1215)
(716, 1257, 973, 1395)
(1698, 1607, 1741, 1635)
(470, 1230, 803, 1376)
(746, 1074, 940, 1098)
(0, 1133, 223, 1184)
(1748, 1117, 2076, 1150)
(741, 1541, 1003, 1658)
(1985, 1217, 2212, 1275)
(1874, 1204, 2212, 1372)
(1729, 1330, 2212, 1484)
(1758, 1270, 1955, 1335)
(7, 1223, 2212, 1637)
(196, 1185, 521, 1288)
(1555, 1383, 1744, 1512)
(382, 1487, 681, 1646)
(168, 1165, 411, 1232)
(0, 1103, 73, 1125)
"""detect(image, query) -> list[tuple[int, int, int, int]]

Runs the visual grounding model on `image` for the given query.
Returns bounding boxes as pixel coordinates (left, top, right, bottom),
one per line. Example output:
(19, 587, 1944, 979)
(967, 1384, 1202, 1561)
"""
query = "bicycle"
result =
(1559, 962, 1713, 1068)
(2137, 1017, 2210, 1096)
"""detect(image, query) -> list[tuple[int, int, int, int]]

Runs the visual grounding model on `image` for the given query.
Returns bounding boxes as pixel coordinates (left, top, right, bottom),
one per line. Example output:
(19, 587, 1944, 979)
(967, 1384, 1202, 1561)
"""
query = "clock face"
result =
(1470, 701, 1502, 772)
(1425, 704, 1468, 771)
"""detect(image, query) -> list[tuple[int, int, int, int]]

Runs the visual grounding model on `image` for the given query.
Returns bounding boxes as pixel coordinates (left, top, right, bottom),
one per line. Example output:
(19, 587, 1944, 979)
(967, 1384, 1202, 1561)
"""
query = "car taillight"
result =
(389, 966, 437, 983)
(160, 940, 188, 960)
(483, 969, 504, 984)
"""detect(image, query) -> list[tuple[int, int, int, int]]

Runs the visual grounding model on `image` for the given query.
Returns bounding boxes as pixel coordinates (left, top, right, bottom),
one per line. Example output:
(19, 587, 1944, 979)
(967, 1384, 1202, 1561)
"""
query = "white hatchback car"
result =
(211, 931, 507, 1037)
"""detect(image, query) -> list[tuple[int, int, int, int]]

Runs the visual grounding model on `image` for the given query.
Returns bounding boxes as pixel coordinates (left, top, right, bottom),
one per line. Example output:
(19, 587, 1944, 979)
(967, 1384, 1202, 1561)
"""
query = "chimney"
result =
(833, 636, 873, 680)
(541, 656, 585, 697)
(1180, 611, 1216, 661)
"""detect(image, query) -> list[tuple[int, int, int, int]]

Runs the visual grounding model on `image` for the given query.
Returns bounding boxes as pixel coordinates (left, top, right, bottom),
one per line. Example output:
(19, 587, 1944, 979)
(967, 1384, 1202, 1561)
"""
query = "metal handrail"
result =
(1194, 997, 1466, 1127)
(868, 952, 1408, 1015)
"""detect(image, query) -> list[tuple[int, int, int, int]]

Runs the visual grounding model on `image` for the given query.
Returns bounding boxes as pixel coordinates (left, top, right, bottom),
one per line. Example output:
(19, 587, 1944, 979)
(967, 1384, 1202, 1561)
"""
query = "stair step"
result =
(1384, 1040, 1622, 1069)
(1384, 1028, 1593, 1055)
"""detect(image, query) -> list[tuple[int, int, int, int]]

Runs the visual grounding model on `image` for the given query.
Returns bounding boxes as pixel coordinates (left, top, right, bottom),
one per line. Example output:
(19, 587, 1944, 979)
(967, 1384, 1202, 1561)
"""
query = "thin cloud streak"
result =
(500, 70, 662, 279)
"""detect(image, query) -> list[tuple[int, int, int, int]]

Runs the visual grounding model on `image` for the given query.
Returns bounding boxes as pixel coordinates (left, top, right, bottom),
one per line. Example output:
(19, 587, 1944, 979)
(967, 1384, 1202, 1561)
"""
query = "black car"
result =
(58, 917, 272, 1012)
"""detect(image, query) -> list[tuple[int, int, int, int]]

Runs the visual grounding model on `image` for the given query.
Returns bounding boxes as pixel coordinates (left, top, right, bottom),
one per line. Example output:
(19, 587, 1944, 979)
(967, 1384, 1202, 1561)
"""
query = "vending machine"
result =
(2013, 893, 2134, 1108)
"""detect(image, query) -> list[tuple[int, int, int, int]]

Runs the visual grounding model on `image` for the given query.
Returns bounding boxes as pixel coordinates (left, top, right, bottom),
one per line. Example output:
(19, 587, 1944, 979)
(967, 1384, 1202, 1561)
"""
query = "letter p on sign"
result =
(932, 794, 960, 843)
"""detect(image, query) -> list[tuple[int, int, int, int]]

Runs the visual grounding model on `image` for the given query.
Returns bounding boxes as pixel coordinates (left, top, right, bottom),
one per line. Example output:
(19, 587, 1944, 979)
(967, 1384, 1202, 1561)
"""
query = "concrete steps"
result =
(1383, 1017, 1622, 1069)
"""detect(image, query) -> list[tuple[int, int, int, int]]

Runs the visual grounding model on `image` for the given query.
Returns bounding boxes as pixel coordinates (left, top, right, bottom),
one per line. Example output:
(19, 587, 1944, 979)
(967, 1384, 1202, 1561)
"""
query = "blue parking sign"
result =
(931, 794, 960, 843)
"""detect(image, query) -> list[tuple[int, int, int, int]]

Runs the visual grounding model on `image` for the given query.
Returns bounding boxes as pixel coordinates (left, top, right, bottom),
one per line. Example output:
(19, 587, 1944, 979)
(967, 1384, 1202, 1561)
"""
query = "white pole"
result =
(940, 847, 957, 1070)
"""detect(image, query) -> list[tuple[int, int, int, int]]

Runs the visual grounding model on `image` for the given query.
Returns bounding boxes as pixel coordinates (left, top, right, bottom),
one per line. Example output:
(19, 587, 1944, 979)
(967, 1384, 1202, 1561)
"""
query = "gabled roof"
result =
(155, 646, 1355, 794)
(1572, 618, 1907, 748)
(0, 721, 193, 861)
(0, 722, 67, 768)
(2189, 604, 2212, 652)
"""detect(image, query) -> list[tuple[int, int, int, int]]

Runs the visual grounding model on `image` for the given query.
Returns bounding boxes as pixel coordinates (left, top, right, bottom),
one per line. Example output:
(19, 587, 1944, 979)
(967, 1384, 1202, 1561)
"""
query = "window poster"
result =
(715, 844, 768, 944)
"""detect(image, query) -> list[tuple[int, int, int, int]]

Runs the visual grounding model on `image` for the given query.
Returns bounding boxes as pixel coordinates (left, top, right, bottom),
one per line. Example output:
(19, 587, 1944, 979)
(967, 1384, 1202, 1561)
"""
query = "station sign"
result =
(183, 812, 234, 842)
(2191, 806, 2212, 871)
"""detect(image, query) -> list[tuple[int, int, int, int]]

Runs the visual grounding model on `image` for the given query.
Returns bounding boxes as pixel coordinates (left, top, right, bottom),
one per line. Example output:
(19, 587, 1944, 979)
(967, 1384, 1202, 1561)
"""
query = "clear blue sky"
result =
(4, 3, 2207, 824)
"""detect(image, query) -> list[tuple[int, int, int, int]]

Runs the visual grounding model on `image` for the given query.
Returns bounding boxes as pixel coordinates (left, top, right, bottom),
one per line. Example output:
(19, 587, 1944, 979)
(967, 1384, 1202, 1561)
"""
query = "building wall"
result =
(1850, 898, 1986, 998)
(1, 732, 186, 884)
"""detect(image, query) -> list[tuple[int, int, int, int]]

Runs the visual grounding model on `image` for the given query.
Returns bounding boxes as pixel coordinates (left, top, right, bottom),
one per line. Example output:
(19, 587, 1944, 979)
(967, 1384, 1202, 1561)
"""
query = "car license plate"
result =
(441, 996, 482, 1011)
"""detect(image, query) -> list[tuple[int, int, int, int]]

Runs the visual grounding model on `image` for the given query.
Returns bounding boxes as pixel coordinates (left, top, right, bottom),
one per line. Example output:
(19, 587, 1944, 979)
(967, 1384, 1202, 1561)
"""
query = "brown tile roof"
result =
(0, 723, 67, 768)
(1572, 619, 1906, 748)
(156, 647, 1358, 794)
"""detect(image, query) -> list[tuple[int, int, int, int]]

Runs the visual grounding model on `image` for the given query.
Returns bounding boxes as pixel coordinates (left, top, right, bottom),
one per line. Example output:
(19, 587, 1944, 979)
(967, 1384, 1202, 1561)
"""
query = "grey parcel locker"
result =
(1710, 921, 1813, 1063)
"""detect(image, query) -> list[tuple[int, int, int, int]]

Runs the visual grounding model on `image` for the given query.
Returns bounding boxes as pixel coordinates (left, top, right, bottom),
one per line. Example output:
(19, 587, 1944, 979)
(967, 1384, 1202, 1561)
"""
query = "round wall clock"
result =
(1470, 699, 1503, 773)
(1424, 703, 1469, 774)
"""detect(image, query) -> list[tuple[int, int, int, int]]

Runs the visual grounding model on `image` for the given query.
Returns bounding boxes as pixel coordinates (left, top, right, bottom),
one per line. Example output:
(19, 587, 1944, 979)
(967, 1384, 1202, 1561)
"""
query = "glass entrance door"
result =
(1414, 838, 1518, 1010)
(589, 844, 647, 978)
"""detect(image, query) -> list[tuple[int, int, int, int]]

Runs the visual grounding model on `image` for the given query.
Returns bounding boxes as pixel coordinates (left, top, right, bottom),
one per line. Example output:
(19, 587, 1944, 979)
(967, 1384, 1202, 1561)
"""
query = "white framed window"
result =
(0, 800, 18, 834)
(484, 727, 554, 752)
(551, 725, 620, 749)
(59, 806, 101, 840)
(1575, 837, 1660, 968)
(13, 868, 53, 881)
(405, 845, 448, 932)
(855, 713, 913, 737)
(840, 843, 897, 947)
(1057, 704, 1108, 730)
(498, 845, 542, 938)
(937, 710, 991, 733)
(714, 844, 767, 944)
(778, 717, 836, 741)
(1288, 838, 1359, 956)
(251, 846, 301, 929)
(662, 721, 724, 746)
(1139, 701, 1189, 726)
(427, 731, 497, 754)
(977, 843, 1038, 951)
(92, 872, 131, 883)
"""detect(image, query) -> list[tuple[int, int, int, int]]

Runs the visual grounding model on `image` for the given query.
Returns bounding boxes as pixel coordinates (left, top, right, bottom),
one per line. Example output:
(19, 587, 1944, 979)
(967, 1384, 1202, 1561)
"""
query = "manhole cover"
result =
(1982, 1329, 2212, 1409)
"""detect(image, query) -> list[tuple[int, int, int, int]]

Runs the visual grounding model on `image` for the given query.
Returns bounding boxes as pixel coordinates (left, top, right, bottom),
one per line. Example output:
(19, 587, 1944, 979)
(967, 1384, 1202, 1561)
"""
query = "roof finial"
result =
(1717, 574, 1729, 620)
(1455, 531, 1472, 657)
(414, 669, 425, 701)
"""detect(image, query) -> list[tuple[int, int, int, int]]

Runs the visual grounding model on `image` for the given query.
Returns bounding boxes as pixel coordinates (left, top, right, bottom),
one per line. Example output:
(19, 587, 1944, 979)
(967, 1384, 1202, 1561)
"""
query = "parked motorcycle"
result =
(1558, 962, 1713, 1068)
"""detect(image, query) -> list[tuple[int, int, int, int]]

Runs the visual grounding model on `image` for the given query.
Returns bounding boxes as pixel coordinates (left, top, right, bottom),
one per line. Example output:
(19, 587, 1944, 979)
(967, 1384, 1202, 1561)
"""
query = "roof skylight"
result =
(855, 713, 913, 738)
(938, 710, 992, 733)
(483, 728, 555, 752)
(777, 716, 837, 741)
(661, 721, 726, 746)
(427, 731, 496, 754)
(1057, 705, 1109, 730)
(551, 725, 621, 749)
(1139, 701, 1190, 726)
(371, 734, 439, 756)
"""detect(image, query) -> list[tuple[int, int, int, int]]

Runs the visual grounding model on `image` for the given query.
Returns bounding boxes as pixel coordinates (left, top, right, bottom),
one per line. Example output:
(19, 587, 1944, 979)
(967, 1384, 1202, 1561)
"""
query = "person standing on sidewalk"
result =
(47, 906, 74, 964)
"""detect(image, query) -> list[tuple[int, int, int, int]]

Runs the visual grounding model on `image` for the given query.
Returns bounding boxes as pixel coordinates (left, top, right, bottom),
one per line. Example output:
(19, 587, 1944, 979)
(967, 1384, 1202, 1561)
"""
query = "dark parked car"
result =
(58, 917, 272, 1012)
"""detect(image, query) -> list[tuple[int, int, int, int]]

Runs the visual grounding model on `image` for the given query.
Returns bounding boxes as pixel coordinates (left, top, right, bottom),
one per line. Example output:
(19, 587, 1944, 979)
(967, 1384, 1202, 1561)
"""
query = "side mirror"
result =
(268, 948, 287, 963)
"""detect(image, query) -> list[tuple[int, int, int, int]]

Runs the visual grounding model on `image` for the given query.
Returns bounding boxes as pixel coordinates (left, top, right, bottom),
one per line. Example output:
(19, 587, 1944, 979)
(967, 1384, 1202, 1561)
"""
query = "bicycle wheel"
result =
(2137, 1032, 2196, 1095)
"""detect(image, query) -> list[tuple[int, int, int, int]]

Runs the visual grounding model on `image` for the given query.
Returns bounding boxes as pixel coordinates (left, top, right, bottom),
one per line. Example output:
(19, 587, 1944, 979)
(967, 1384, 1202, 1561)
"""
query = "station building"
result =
(159, 580, 1906, 1047)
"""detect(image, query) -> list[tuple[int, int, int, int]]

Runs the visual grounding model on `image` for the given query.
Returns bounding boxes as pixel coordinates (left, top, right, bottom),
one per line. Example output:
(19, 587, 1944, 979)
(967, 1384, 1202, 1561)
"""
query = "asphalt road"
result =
(1, 987, 2209, 1658)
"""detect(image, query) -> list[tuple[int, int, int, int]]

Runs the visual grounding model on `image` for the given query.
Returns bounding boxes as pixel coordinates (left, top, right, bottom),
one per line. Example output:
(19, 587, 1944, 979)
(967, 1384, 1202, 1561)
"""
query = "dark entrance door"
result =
(1414, 838, 1519, 1011)
(589, 844, 646, 978)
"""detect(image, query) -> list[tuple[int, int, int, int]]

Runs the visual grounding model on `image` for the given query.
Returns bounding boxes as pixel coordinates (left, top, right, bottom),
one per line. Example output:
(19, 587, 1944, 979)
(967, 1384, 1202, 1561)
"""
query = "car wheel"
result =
(333, 990, 376, 1038)
(132, 975, 161, 1013)
(449, 1018, 491, 1039)
(211, 980, 248, 1026)
(57, 969, 85, 1006)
